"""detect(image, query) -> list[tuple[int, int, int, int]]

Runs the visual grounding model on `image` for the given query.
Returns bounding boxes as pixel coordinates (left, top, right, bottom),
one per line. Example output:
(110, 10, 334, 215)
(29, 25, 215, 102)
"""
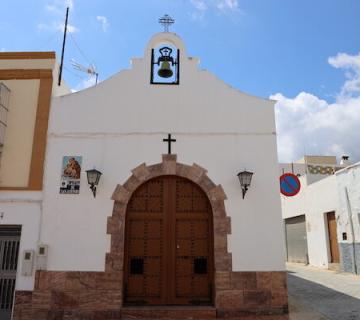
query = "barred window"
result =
(0, 83, 11, 150)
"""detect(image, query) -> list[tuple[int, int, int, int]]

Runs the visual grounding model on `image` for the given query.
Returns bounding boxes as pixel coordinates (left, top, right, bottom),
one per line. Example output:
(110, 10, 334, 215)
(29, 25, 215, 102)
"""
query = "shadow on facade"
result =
(288, 273, 360, 320)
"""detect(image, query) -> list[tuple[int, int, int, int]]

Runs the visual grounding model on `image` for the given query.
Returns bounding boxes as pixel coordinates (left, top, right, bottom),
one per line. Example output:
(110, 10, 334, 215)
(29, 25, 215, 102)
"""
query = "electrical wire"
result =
(38, 30, 62, 51)
(63, 66, 87, 79)
(69, 33, 95, 67)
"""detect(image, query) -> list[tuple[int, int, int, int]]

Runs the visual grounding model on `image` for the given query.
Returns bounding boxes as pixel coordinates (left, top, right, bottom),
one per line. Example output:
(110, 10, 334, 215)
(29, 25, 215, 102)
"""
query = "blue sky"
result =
(2, 0, 360, 162)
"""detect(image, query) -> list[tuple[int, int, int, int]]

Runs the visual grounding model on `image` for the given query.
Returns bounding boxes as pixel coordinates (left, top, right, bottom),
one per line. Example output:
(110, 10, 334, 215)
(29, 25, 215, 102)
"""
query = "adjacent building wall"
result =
(0, 80, 40, 187)
(0, 52, 71, 293)
(336, 163, 360, 274)
(0, 52, 57, 190)
(0, 192, 42, 290)
(281, 174, 339, 268)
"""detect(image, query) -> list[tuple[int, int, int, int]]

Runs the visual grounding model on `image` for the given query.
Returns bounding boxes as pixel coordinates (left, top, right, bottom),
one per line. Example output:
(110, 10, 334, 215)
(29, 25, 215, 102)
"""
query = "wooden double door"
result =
(124, 176, 214, 305)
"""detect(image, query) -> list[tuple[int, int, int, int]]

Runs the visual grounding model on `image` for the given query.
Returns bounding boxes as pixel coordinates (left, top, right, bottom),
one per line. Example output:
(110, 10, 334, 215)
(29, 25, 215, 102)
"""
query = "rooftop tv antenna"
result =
(71, 59, 99, 85)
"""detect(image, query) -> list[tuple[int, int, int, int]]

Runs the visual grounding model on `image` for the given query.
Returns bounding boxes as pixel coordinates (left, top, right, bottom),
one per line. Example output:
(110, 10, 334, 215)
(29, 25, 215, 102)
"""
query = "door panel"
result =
(327, 212, 340, 263)
(125, 178, 166, 305)
(124, 176, 213, 305)
(285, 215, 308, 263)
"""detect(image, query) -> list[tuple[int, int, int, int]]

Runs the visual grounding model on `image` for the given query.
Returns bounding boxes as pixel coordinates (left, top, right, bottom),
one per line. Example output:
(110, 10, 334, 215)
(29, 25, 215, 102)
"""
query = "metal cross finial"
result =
(159, 14, 175, 32)
(163, 133, 176, 154)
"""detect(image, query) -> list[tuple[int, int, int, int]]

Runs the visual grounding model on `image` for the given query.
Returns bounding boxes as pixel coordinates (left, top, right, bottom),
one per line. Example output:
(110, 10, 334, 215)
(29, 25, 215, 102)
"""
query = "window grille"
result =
(0, 83, 11, 149)
(0, 228, 20, 320)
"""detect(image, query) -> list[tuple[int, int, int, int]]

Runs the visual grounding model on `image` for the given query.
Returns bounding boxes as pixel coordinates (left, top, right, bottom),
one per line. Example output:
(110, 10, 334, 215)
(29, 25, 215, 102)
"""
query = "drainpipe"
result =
(344, 187, 358, 274)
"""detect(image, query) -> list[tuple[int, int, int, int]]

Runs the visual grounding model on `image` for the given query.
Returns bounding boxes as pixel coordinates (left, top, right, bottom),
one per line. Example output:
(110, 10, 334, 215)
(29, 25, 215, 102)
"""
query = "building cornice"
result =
(0, 52, 55, 60)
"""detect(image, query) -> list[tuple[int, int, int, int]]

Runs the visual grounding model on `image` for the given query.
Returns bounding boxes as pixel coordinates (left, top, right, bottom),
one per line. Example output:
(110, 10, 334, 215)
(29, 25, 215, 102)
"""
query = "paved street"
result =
(287, 263, 360, 320)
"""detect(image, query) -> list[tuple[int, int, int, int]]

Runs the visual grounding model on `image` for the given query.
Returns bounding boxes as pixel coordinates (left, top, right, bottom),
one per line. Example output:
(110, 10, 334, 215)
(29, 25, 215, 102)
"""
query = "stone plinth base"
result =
(12, 270, 288, 320)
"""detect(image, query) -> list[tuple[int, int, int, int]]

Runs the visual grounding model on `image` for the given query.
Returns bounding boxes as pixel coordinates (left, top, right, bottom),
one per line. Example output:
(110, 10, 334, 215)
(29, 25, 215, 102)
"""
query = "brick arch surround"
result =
(107, 154, 232, 306)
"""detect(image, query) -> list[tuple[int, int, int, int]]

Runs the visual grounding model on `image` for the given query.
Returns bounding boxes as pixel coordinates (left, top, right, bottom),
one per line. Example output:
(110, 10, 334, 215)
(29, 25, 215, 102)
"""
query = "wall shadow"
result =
(288, 273, 360, 320)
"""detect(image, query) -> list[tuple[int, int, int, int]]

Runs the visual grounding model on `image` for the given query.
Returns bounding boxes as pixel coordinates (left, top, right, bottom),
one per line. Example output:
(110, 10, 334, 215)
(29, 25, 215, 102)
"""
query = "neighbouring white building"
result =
(0, 52, 70, 320)
(280, 155, 360, 275)
(5, 31, 288, 320)
(335, 162, 360, 274)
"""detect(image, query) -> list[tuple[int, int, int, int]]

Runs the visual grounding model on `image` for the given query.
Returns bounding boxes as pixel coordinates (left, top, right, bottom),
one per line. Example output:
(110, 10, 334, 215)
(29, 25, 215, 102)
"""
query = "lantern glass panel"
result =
(238, 171, 253, 187)
(87, 169, 101, 185)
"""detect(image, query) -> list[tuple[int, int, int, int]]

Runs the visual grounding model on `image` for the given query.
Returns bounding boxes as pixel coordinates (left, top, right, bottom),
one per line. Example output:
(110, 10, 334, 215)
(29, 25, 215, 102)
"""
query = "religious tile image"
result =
(59, 156, 82, 194)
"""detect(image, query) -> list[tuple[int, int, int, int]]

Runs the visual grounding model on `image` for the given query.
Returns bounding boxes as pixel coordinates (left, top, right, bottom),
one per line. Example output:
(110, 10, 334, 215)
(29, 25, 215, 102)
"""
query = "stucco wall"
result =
(37, 33, 285, 289)
(0, 58, 54, 70)
(336, 164, 360, 243)
(0, 191, 41, 290)
(0, 79, 39, 187)
(0, 53, 68, 188)
(336, 163, 360, 274)
(52, 63, 71, 97)
(281, 175, 339, 268)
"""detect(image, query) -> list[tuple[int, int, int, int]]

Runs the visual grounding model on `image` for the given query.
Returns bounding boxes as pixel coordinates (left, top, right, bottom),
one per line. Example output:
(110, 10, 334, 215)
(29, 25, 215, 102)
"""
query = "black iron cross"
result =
(163, 133, 176, 154)
(159, 14, 175, 32)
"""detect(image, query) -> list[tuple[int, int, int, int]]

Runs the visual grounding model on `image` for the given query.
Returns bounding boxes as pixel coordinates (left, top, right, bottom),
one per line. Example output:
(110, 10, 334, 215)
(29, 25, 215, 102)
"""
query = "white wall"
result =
(336, 163, 360, 244)
(41, 32, 285, 274)
(0, 192, 42, 290)
(52, 63, 71, 97)
(0, 55, 70, 292)
(281, 175, 339, 268)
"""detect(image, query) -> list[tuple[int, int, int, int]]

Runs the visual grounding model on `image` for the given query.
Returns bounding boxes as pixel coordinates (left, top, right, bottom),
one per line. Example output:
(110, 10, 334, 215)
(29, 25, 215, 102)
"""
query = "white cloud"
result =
(272, 51, 360, 163)
(328, 52, 360, 97)
(45, 5, 61, 14)
(45, 0, 73, 13)
(40, 0, 78, 33)
(190, 0, 238, 12)
(216, 0, 238, 10)
(37, 22, 78, 33)
(65, 0, 74, 9)
(96, 16, 110, 32)
(191, 0, 207, 11)
(189, 0, 208, 20)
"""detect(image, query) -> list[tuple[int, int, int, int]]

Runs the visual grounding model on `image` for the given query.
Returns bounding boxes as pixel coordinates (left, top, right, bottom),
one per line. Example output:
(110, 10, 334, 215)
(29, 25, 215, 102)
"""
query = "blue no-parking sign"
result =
(280, 173, 301, 196)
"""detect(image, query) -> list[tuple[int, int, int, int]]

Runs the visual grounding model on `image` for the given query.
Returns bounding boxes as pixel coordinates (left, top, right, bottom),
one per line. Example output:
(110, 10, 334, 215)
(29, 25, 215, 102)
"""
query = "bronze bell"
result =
(158, 61, 173, 78)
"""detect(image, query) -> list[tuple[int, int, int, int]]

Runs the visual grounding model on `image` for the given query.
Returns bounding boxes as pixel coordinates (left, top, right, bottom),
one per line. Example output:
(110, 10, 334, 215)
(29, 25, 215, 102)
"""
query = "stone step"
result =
(121, 306, 217, 319)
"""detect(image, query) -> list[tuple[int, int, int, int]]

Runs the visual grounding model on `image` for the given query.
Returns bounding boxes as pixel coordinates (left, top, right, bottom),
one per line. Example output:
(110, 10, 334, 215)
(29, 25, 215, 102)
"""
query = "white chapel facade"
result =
(10, 32, 288, 319)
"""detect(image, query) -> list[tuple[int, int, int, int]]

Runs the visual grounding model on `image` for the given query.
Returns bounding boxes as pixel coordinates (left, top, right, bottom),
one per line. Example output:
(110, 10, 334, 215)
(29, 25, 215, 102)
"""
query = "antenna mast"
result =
(58, 7, 69, 86)
(71, 60, 99, 85)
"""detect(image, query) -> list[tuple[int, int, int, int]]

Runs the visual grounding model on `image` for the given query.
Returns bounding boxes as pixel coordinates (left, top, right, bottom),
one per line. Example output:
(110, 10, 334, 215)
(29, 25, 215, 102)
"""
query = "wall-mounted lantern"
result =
(237, 170, 254, 199)
(86, 169, 102, 198)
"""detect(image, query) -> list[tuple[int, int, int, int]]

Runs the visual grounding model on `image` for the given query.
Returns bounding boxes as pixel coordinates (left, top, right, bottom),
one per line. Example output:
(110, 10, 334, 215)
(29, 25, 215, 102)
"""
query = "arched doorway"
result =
(123, 175, 214, 306)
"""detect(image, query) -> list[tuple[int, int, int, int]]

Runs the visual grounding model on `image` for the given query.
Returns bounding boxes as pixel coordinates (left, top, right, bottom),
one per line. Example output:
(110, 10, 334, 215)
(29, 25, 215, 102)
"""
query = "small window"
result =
(194, 258, 207, 274)
(130, 258, 144, 274)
